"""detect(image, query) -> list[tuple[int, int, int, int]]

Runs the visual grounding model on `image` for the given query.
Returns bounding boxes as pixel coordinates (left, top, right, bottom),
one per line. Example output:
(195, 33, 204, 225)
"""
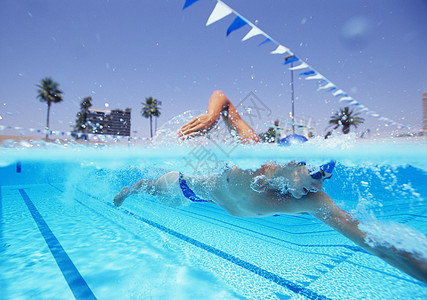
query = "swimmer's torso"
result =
(207, 166, 298, 218)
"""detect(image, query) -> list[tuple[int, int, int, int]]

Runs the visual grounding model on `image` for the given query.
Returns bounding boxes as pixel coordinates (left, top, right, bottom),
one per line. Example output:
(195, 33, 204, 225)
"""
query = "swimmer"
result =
(115, 90, 427, 284)
(114, 162, 427, 284)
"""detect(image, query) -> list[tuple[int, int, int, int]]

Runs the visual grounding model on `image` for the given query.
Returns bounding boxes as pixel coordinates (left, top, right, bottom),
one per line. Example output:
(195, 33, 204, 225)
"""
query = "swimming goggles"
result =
(299, 161, 336, 180)
(312, 161, 336, 180)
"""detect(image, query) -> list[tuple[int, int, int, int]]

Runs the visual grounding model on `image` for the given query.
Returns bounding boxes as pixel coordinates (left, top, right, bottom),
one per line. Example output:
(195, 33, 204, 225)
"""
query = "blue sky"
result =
(0, 0, 426, 138)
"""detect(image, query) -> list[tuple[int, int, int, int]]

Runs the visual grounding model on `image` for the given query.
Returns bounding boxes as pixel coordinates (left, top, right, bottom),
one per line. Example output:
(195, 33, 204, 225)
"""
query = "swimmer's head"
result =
(277, 134, 335, 180)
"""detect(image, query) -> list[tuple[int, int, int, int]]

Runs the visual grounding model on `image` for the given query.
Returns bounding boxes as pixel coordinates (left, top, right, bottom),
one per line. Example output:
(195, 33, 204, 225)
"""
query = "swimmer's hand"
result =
(178, 113, 218, 140)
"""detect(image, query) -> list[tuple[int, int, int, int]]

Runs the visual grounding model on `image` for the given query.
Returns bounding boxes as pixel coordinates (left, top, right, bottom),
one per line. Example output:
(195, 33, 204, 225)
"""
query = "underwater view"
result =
(1, 0, 426, 299)
(1, 118, 427, 299)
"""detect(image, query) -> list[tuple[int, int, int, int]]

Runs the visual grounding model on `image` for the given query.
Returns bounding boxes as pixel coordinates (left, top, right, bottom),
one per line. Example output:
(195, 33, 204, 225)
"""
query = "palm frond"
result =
(327, 106, 365, 134)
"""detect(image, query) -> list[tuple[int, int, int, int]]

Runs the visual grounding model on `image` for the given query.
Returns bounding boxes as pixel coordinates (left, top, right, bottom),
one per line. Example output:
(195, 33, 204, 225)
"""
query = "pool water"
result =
(0, 139, 426, 299)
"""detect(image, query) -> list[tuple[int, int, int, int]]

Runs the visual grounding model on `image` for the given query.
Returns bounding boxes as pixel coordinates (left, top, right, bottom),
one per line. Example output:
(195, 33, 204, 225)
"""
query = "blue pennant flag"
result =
(258, 38, 272, 46)
(183, 0, 199, 10)
(284, 55, 299, 65)
(299, 70, 315, 76)
(227, 16, 248, 36)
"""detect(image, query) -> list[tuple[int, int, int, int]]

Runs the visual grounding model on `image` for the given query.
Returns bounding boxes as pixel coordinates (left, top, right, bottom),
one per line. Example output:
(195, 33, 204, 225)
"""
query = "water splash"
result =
(359, 220, 427, 258)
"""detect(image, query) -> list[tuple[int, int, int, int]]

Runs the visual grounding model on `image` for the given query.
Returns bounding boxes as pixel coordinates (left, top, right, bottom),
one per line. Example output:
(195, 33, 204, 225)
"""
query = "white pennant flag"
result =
(305, 73, 324, 80)
(270, 45, 289, 54)
(339, 96, 353, 102)
(332, 89, 345, 96)
(289, 62, 308, 70)
(242, 26, 264, 41)
(318, 82, 335, 90)
(206, 1, 233, 26)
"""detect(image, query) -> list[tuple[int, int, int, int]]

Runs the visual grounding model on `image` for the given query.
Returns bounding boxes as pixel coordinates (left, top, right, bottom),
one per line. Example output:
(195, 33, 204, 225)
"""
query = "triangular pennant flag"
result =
(183, 0, 199, 10)
(206, 1, 233, 26)
(284, 55, 299, 65)
(305, 73, 324, 80)
(299, 70, 315, 76)
(227, 16, 248, 36)
(339, 96, 353, 102)
(258, 38, 272, 46)
(270, 45, 290, 54)
(332, 89, 345, 97)
(242, 26, 264, 41)
(289, 62, 308, 70)
(317, 82, 335, 90)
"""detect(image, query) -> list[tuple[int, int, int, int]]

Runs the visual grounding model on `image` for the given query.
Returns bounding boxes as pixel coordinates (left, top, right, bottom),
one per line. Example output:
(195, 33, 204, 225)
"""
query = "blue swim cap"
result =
(277, 134, 308, 146)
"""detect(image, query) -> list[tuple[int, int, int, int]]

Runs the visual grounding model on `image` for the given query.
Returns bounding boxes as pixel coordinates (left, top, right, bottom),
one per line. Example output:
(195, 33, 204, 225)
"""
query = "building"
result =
(87, 107, 131, 136)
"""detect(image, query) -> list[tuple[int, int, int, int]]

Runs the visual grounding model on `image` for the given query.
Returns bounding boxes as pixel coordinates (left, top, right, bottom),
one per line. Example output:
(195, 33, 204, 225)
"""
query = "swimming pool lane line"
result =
(56, 184, 339, 265)
(112, 202, 332, 299)
(68, 187, 331, 300)
(18, 189, 97, 300)
(118, 189, 366, 253)
(179, 201, 423, 285)
(185, 199, 337, 234)
(73, 183, 362, 254)
(60, 184, 417, 286)
(72, 184, 366, 281)
(180, 204, 364, 248)
(61, 184, 422, 289)
(49, 184, 334, 296)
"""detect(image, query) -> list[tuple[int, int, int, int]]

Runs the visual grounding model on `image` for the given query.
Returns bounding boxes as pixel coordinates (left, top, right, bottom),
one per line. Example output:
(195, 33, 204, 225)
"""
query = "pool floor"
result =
(1, 182, 426, 299)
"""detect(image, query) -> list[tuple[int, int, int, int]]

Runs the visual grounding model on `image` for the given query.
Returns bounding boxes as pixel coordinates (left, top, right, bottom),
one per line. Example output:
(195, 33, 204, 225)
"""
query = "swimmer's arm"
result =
(301, 191, 427, 284)
(179, 90, 259, 144)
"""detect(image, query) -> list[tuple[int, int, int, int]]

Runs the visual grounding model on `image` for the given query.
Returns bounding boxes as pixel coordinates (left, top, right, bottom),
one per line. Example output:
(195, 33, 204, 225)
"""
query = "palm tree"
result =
(141, 97, 161, 138)
(36, 77, 64, 140)
(327, 106, 365, 136)
(73, 96, 93, 140)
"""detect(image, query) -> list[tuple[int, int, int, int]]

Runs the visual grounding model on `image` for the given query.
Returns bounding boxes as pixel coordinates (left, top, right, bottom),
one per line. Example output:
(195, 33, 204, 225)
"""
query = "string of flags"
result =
(183, 0, 406, 129)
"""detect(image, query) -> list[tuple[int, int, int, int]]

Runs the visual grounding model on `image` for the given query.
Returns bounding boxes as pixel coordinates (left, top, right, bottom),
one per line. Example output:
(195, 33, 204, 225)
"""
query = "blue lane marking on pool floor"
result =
(19, 189, 97, 300)
(115, 203, 331, 300)
(72, 187, 330, 300)
(180, 207, 366, 253)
